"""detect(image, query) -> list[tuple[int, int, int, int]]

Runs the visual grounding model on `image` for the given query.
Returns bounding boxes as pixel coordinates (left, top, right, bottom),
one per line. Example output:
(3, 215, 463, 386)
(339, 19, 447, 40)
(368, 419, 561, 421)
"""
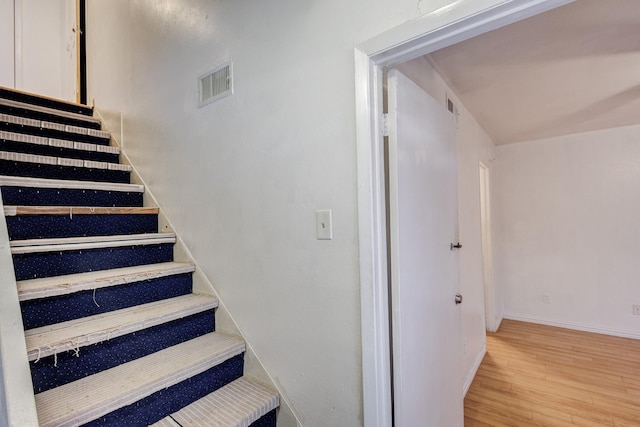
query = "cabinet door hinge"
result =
(382, 113, 390, 137)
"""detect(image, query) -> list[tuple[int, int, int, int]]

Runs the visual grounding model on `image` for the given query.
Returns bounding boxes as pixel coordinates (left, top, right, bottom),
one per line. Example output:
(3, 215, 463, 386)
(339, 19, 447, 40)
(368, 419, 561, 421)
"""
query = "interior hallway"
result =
(464, 320, 640, 426)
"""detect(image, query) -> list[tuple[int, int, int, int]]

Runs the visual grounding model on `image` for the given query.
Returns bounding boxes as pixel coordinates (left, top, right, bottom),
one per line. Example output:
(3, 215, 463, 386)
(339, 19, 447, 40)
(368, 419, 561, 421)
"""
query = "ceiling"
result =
(426, 0, 640, 145)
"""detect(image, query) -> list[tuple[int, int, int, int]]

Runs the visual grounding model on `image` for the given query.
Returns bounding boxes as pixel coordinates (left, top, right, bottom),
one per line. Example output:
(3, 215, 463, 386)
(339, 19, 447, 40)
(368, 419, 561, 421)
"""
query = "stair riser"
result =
(13, 244, 174, 280)
(0, 139, 118, 163)
(250, 410, 278, 427)
(0, 88, 93, 116)
(0, 160, 129, 184)
(30, 309, 215, 393)
(21, 273, 193, 329)
(8, 212, 156, 239)
(7, 214, 157, 240)
(0, 104, 101, 130)
(1, 122, 109, 146)
(1, 186, 143, 206)
(83, 354, 244, 427)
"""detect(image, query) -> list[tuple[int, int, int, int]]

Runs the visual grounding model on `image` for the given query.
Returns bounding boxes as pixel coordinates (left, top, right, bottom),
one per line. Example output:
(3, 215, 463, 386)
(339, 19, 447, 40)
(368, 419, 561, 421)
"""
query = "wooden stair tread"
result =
(152, 377, 279, 427)
(25, 294, 218, 361)
(0, 175, 144, 193)
(0, 93, 97, 123)
(10, 232, 176, 254)
(5, 206, 158, 217)
(35, 332, 245, 427)
(17, 261, 195, 301)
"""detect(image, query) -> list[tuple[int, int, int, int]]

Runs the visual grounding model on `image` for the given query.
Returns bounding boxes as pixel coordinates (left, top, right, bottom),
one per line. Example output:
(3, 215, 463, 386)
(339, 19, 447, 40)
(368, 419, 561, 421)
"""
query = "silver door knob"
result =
(455, 293, 463, 304)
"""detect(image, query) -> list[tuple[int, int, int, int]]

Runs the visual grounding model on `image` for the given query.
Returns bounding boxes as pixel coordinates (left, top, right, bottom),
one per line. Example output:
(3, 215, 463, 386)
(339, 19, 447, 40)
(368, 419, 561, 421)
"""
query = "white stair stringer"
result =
(25, 294, 218, 361)
(152, 377, 280, 427)
(35, 332, 246, 427)
(17, 262, 195, 301)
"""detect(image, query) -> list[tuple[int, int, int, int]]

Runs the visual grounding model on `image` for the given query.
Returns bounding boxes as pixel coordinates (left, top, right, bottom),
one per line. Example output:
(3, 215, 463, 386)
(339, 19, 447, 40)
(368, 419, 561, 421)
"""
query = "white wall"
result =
(496, 124, 640, 338)
(85, 1, 509, 425)
(395, 56, 498, 392)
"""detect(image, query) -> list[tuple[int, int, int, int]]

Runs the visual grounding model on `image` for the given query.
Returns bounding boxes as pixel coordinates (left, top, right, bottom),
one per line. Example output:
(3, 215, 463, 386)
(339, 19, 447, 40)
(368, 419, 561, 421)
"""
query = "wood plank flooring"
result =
(464, 320, 640, 426)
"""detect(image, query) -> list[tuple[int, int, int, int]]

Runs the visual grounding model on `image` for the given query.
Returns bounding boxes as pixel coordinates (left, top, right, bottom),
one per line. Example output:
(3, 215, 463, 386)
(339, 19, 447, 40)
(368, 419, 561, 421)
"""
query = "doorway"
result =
(355, 1, 574, 426)
(3, 0, 82, 102)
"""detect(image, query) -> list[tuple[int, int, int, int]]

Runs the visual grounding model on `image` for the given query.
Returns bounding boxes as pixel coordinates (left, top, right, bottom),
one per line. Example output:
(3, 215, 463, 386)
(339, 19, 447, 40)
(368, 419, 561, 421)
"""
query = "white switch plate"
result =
(316, 209, 333, 240)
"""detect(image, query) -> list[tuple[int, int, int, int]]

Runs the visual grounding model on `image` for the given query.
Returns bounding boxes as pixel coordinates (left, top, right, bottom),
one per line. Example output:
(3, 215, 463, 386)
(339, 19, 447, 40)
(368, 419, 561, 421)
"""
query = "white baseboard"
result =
(463, 343, 486, 397)
(503, 312, 640, 340)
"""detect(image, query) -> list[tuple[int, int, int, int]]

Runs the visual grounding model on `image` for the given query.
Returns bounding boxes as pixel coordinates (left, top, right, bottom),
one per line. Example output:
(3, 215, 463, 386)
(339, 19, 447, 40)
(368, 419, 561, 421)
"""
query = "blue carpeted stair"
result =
(0, 87, 278, 426)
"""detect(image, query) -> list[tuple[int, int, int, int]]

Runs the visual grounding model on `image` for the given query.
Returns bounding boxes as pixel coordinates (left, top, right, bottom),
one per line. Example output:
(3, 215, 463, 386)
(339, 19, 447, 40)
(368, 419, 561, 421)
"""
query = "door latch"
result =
(455, 293, 463, 304)
(450, 242, 462, 250)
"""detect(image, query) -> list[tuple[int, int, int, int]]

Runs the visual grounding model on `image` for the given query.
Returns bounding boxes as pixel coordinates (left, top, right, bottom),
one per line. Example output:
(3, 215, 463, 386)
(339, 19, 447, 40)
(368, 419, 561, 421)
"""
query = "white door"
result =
(13, 0, 78, 101)
(0, 0, 15, 87)
(387, 69, 463, 426)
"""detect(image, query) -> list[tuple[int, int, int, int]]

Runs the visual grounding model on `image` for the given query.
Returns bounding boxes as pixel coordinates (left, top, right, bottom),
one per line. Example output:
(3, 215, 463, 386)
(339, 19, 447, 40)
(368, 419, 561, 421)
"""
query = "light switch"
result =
(316, 209, 333, 240)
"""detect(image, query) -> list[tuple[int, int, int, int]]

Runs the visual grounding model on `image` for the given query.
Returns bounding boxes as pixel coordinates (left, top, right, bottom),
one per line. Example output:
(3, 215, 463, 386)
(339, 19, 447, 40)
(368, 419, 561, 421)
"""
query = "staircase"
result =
(0, 87, 279, 426)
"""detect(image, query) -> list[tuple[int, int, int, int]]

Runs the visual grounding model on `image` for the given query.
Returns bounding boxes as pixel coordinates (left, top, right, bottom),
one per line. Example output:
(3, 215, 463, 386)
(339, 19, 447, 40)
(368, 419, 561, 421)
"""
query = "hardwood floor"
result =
(464, 320, 640, 426)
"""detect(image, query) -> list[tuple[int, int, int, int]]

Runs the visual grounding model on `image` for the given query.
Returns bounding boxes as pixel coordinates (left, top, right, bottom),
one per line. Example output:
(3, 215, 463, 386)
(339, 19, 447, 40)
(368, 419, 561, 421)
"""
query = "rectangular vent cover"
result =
(446, 94, 459, 126)
(199, 61, 233, 106)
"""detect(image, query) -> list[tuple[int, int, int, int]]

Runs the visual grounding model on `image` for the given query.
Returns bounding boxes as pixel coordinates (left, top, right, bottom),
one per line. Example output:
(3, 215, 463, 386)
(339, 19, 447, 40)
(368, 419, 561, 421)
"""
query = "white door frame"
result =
(479, 161, 497, 332)
(354, 1, 573, 426)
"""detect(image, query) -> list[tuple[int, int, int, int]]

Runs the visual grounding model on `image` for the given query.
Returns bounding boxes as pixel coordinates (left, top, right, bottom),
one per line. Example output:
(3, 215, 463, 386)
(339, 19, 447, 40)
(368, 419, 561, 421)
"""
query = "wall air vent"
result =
(446, 94, 459, 126)
(199, 60, 233, 107)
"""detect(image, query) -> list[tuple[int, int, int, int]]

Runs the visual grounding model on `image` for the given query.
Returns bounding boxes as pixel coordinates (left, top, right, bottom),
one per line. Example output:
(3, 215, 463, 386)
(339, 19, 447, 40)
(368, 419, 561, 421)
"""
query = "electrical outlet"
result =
(543, 293, 551, 304)
(633, 305, 640, 315)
